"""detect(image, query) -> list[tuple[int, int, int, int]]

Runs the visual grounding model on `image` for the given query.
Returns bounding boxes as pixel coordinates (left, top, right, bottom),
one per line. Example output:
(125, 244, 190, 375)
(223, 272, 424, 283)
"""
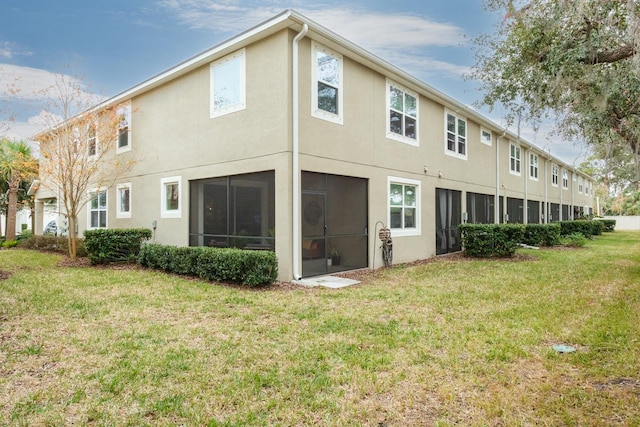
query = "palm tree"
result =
(0, 139, 38, 241)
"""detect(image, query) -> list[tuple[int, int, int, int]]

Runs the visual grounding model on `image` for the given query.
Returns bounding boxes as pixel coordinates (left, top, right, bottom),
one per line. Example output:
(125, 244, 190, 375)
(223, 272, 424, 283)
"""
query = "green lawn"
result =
(1, 232, 639, 426)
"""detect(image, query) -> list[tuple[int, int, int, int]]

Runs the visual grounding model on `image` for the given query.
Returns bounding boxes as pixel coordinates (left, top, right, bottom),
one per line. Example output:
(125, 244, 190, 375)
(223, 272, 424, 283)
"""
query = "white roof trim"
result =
(33, 9, 589, 178)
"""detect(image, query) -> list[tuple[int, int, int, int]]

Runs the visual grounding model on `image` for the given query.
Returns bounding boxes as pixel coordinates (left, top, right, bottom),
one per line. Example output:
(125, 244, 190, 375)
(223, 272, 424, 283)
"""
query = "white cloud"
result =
(305, 8, 464, 50)
(1, 64, 106, 141)
(1, 63, 105, 105)
(0, 41, 33, 60)
(2, 111, 53, 141)
(0, 64, 69, 101)
(157, 1, 467, 78)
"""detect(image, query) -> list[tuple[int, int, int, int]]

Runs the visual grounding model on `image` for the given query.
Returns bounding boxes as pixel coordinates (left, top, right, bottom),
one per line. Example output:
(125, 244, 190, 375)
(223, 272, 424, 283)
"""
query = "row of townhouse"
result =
(32, 10, 594, 281)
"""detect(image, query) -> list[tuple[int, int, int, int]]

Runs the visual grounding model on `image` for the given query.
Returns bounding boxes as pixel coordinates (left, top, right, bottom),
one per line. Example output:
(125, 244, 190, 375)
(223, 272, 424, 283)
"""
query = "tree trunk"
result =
(5, 186, 18, 241)
(67, 215, 77, 259)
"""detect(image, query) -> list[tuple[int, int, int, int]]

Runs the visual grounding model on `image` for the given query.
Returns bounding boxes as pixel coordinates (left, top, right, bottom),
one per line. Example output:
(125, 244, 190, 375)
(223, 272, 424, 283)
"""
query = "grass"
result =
(1, 232, 639, 426)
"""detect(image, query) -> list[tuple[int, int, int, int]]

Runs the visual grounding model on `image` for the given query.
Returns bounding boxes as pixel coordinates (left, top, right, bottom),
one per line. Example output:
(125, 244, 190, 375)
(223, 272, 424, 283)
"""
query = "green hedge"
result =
(596, 219, 616, 232)
(84, 228, 152, 265)
(522, 223, 561, 247)
(19, 235, 88, 257)
(560, 220, 603, 239)
(460, 224, 525, 258)
(138, 244, 278, 287)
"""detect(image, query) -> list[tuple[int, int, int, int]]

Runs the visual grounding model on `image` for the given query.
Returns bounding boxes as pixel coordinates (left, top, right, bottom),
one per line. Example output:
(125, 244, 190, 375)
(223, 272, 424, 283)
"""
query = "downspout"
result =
(496, 131, 506, 224)
(560, 168, 564, 221)
(524, 148, 528, 224)
(292, 23, 308, 281)
(544, 159, 548, 224)
(571, 171, 575, 219)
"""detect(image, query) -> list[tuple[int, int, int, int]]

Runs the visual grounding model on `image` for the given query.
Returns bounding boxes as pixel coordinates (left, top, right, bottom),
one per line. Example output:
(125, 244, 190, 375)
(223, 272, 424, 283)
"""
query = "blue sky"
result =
(0, 0, 587, 164)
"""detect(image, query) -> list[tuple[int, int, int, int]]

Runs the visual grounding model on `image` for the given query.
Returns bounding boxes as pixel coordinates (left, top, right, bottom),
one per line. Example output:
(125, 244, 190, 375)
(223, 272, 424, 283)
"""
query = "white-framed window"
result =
(161, 176, 182, 218)
(551, 164, 559, 186)
(311, 42, 343, 125)
(529, 153, 538, 180)
(210, 49, 246, 118)
(509, 143, 521, 175)
(116, 182, 132, 219)
(116, 103, 131, 154)
(87, 123, 98, 159)
(386, 79, 418, 146)
(445, 111, 467, 158)
(578, 176, 583, 193)
(88, 188, 107, 229)
(388, 176, 420, 237)
(480, 127, 492, 146)
(562, 170, 568, 189)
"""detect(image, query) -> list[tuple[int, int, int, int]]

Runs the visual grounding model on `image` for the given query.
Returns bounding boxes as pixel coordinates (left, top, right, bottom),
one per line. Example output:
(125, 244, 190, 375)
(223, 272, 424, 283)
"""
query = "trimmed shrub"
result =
(560, 220, 604, 239)
(589, 219, 604, 236)
(138, 244, 278, 286)
(562, 232, 587, 247)
(18, 235, 87, 257)
(597, 219, 616, 232)
(460, 224, 525, 258)
(84, 228, 152, 265)
(523, 223, 561, 247)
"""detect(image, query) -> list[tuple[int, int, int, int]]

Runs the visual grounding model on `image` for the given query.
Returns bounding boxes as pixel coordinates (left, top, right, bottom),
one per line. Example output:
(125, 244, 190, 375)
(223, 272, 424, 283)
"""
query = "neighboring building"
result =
(1, 208, 32, 237)
(32, 10, 594, 280)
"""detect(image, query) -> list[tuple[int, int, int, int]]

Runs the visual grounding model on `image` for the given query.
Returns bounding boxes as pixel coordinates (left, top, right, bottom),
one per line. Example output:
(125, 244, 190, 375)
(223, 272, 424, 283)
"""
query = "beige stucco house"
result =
(32, 10, 594, 280)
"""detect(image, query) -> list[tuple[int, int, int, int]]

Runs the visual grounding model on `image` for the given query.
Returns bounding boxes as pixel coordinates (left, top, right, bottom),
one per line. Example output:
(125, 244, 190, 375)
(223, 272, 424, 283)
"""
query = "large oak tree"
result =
(472, 0, 640, 191)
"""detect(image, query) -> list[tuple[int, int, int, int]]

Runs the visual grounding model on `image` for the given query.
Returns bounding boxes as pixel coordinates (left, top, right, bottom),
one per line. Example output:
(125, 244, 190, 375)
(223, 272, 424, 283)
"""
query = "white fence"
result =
(604, 216, 640, 231)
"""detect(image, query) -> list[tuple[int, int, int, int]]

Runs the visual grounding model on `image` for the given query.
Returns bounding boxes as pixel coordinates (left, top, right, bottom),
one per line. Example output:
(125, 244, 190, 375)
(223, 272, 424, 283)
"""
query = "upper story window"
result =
(551, 164, 559, 186)
(509, 143, 521, 175)
(161, 176, 182, 218)
(312, 43, 343, 125)
(578, 176, 583, 193)
(116, 103, 131, 154)
(562, 170, 569, 189)
(386, 79, 418, 146)
(480, 127, 492, 146)
(210, 49, 246, 118)
(388, 176, 420, 236)
(529, 153, 538, 180)
(87, 124, 98, 158)
(446, 111, 467, 159)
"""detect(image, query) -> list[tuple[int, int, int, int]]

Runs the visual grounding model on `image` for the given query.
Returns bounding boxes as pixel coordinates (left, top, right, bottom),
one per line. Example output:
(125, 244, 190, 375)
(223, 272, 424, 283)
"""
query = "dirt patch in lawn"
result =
(0, 270, 11, 280)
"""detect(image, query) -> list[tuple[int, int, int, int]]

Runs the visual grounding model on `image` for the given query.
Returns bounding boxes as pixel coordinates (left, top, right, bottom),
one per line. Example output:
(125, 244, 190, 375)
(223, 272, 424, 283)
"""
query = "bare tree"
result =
(0, 66, 20, 136)
(35, 73, 132, 258)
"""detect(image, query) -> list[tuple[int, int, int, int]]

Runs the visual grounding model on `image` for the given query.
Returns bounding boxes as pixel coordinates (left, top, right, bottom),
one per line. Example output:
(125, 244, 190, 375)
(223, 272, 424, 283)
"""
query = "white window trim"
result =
(480, 127, 492, 146)
(210, 49, 246, 118)
(562, 170, 569, 189)
(529, 153, 539, 181)
(311, 42, 343, 125)
(509, 143, 521, 176)
(444, 110, 468, 160)
(116, 103, 132, 154)
(87, 187, 108, 230)
(387, 176, 421, 237)
(116, 182, 132, 219)
(161, 176, 182, 219)
(386, 79, 419, 147)
(551, 164, 559, 187)
(578, 176, 583, 194)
